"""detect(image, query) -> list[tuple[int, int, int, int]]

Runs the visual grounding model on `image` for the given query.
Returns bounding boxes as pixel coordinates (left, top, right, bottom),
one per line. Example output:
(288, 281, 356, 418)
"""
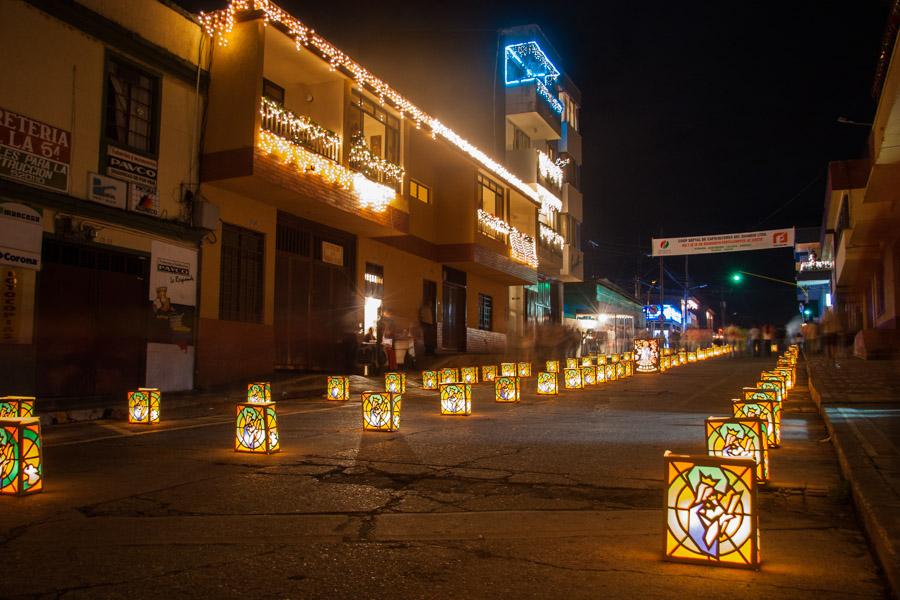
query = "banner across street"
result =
(651, 227, 795, 257)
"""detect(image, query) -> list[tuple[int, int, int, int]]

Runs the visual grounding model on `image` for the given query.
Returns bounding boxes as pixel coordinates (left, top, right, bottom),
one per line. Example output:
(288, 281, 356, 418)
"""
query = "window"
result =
(478, 174, 505, 219)
(364, 262, 384, 299)
(220, 224, 265, 323)
(409, 180, 430, 203)
(478, 294, 493, 331)
(512, 124, 531, 150)
(349, 89, 400, 165)
(104, 55, 159, 154)
(262, 79, 285, 105)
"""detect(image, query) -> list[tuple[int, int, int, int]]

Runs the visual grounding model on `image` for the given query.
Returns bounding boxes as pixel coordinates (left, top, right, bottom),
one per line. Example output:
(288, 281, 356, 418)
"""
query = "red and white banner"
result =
(652, 228, 794, 257)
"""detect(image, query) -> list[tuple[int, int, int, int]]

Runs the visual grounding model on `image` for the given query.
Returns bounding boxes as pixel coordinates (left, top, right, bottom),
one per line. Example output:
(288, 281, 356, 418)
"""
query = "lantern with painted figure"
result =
(461, 367, 479, 385)
(235, 402, 280, 453)
(440, 383, 472, 415)
(663, 451, 759, 569)
(705, 416, 770, 482)
(128, 388, 160, 424)
(421, 370, 438, 390)
(361, 391, 401, 431)
(581, 366, 597, 386)
(517, 362, 532, 377)
(481, 365, 497, 382)
(247, 382, 271, 403)
(327, 376, 350, 401)
(0, 396, 35, 418)
(563, 368, 583, 390)
(536, 372, 558, 395)
(500, 362, 517, 377)
(733, 398, 781, 448)
(384, 372, 406, 393)
(439, 367, 459, 384)
(0, 417, 43, 495)
(494, 376, 520, 402)
(565, 358, 578, 370)
(546, 360, 560, 373)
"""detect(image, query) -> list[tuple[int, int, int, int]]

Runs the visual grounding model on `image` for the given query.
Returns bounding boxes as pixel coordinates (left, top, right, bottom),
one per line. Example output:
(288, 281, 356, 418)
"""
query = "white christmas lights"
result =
(535, 80, 564, 114)
(537, 151, 564, 189)
(348, 132, 405, 188)
(540, 223, 565, 249)
(260, 97, 340, 156)
(199, 0, 545, 208)
(476, 210, 538, 268)
(535, 184, 562, 215)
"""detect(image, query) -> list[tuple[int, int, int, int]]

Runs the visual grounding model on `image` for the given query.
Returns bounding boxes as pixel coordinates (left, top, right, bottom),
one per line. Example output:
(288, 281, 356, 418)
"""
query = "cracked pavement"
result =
(0, 358, 887, 598)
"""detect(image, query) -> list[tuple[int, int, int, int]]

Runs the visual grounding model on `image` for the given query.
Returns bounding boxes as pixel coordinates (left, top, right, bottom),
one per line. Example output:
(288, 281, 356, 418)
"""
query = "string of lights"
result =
(260, 97, 340, 151)
(476, 209, 538, 268)
(540, 223, 565, 249)
(348, 132, 405, 188)
(199, 0, 546, 208)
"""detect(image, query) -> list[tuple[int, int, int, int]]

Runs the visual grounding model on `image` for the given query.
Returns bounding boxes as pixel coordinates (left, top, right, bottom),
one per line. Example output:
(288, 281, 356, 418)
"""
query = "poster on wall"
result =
(0, 106, 70, 193)
(635, 338, 660, 373)
(0, 202, 42, 271)
(148, 241, 196, 346)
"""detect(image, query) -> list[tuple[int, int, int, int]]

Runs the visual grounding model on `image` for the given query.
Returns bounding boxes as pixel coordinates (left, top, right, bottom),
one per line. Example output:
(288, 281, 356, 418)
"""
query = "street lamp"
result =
(730, 270, 808, 303)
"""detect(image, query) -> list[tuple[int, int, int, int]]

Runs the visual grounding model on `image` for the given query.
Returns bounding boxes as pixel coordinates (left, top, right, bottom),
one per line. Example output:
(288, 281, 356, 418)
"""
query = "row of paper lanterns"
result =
(0, 345, 729, 496)
(663, 345, 799, 570)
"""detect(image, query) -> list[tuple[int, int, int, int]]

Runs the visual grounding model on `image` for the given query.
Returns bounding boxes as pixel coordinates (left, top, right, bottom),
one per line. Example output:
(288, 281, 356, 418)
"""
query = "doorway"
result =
(441, 267, 466, 351)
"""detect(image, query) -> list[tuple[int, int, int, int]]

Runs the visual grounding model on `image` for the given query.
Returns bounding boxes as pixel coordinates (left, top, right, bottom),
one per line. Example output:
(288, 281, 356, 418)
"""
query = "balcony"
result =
(562, 182, 582, 221)
(505, 148, 564, 203)
(260, 97, 340, 162)
(835, 227, 880, 288)
(441, 209, 537, 285)
(559, 122, 581, 164)
(560, 243, 584, 282)
(348, 132, 404, 192)
(506, 81, 562, 140)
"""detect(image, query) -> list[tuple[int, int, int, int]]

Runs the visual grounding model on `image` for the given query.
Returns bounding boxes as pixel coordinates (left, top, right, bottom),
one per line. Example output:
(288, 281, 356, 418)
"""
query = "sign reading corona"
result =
(653, 228, 794, 257)
(664, 451, 759, 569)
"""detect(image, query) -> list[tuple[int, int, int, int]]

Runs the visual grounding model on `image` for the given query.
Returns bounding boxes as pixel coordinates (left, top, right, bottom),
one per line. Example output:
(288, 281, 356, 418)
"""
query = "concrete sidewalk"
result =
(807, 355, 900, 600)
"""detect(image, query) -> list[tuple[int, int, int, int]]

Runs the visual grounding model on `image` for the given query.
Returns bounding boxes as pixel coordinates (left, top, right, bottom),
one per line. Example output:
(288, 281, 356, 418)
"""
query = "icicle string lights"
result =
(199, 0, 547, 208)
(477, 209, 538, 268)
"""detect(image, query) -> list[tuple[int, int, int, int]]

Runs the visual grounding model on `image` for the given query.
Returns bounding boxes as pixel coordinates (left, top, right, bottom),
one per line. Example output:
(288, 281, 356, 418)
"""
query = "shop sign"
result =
(87, 172, 127, 209)
(129, 183, 160, 216)
(106, 145, 157, 188)
(0, 106, 70, 193)
(148, 241, 197, 348)
(322, 241, 344, 266)
(0, 202, 42, 271)
(652, 228, 794, 257)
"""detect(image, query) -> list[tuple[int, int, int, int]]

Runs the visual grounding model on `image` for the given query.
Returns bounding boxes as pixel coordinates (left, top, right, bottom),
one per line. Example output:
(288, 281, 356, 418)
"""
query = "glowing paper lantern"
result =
(761, 371, 787, 399)
(546, 360, 560, 373)
(439, 368, 459, 384)
(128, 388, 160, 425)
(616, 362, 626, 379)
(517, 362, 532, 377)
(481, 365, 497, 382)
(0, 417, 43, 495)
(635, 339, 660, 373)
(565, 358, 578, 370)
(581, 356, 593, 367)
(590, 353, 600, 364)
(247, 382, 271, 403)
(688, 352, 697, 363)
(421, 370, 438, 390)
(500, 362, 517, 377)
(599, 355, 608, 365)
(605, 364, 616, 381)
(774, 367, 793, 390)
(461, 367, 479, 385)
(625, 361, 634, 377)
(705, 417, 770, 482)
(384, 372, 406, 393)
(439, 383, 472, 415)
(611, 354, 620, 364)
(624, 352, 634, 362)
(327, 376, 350, 401)
(581, 366, 597, 386)
(597, 366, 607, 383)
(536, 372, 558, 395)
(361, 391, 401, 431)
(235, 402, 280, 453)
(563, 368, 583, 390)
(663, 451, 759, 569)
(0, 396, 35, 418)
(759, 374, 785, 402)
(733, 398, 781, 448)
(494, 376, 520, 402)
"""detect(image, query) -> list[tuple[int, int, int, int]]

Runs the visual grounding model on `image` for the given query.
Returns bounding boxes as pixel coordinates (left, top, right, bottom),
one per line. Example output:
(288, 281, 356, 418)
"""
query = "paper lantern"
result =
(776, 359, 796, 384)
(0, 417, 43, 495)
(590, 352, 600, 364)
(597, 365, 607, 383)
(688, 352, 697, 363)
(733, 398, 781, 448)
(759, 373, 786, 401)
(439, 383, 472, 415)
(327, 376, 350, 400)
(625, 361, 634, 377)
(421, 370, 438, 390)
(605, 364, 616, 381)
(517, 362, 532, 377)
(439, 368, 459, 384)
(660, 357, 668, 373)
(635, 339, 660, 373)
(705, 417, 770, 482)
(565, 358, 578, 370)
(0, 396, 35, 418)
(663, 451, 759, 569)
(624, 351, 634, 362)
(235, 402, 279, 453)
(384, 372, 406, 393)
(773, 367, 793, 390)
(461, 367, 479, 384)
(500, 362, 517, 377)
(494, 376, 520, 402)
(599, 355, 608, 365)
(361, 391, 401, 431)
(611, 354, 620, 364)
(616, 362, 626, 379)
(678, 351, 686, 365)
(128, 388, 160, 425)
(536, 372, 558, 395)
(743, 387, 778, 403)
(581, 365, 597, 386)
(481, 365, 497, 382)
(563, 368, 583, 390)
(546, 360, 560, 373)
(581, 356, 593, 367)
(247, 382, 271, 403)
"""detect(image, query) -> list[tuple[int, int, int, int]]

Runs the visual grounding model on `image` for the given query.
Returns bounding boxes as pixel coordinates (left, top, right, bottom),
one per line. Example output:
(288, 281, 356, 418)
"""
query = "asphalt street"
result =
(0, 357, 887, 599)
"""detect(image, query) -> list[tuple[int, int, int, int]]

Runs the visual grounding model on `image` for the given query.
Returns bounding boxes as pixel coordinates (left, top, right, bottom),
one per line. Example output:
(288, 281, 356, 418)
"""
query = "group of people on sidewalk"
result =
(798, 308, 852, 364)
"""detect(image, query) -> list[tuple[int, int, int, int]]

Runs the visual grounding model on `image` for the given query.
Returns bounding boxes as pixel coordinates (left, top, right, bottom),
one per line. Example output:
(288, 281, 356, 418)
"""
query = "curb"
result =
(807, 363, 900, 600)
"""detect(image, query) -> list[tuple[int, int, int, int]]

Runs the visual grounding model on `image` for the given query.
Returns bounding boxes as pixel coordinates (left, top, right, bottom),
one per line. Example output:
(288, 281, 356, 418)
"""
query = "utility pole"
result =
(658, 255, 664, 343)
(683, 255, 689, 336)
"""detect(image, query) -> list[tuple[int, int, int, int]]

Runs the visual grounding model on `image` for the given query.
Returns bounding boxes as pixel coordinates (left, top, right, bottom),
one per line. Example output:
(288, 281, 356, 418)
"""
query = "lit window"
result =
(409, 180, 430, 203)
(478, 174, 504, 219)
(478, 294, 493, 331)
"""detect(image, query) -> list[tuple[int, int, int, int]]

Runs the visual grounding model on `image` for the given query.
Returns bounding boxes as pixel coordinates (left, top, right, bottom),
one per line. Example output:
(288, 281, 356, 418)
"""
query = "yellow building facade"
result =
(0, 0, 211, 399)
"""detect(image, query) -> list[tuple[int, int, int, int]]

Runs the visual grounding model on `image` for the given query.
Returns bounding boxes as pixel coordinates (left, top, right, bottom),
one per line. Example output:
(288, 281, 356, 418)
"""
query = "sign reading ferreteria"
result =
(0, 106, 70, 193)
(652, 227, 795, 257)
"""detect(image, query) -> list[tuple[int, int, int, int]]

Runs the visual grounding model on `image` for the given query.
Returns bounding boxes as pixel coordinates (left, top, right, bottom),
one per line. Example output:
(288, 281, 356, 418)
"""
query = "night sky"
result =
(178, 0, 889, 326)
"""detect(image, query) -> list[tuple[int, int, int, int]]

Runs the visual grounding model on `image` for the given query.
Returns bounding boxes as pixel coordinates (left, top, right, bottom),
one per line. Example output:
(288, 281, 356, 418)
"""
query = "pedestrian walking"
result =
(822, 308, 842, 366)
(762, 324, 774, 357)
(749, 324, 761, 357)
(419, 300, 436, 356)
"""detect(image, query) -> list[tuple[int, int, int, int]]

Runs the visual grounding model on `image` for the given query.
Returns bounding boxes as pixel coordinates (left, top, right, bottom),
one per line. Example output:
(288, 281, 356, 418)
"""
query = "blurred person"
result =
(762, 324, 774, 357)
(749, 324, 761, 357)
(805, 320, 819, 355)
(822, 308, 842, 366)
(418, 300, 436, 356)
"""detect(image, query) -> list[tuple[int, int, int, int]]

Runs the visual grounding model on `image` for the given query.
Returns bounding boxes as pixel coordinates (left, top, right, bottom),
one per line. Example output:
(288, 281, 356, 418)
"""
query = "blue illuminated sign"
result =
(504, 41, 563, 115)
(643, 304, 682, 324)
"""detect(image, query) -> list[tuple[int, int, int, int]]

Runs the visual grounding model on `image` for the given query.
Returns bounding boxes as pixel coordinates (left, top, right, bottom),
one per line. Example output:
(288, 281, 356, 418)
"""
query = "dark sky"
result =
(178, 0, 889, 326)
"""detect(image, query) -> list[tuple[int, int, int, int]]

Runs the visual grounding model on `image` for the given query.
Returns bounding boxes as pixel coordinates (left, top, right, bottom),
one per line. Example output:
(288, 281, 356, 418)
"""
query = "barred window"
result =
(220, 223, 265, 323)
(104, 56, 159, 154)
(478, 294, 493, 331)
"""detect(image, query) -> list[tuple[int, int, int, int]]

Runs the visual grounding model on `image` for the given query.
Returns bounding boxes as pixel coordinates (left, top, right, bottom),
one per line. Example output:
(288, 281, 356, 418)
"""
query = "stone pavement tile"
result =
(808, 357, 900, 600)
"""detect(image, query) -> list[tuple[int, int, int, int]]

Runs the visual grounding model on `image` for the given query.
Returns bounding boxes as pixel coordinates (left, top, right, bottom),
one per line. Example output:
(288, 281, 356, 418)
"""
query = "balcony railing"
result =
(539, 223, 564, 255)
(259, 97, 340, 163)
(477, 209, 538, 268)
(348, 132, 404, 191)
